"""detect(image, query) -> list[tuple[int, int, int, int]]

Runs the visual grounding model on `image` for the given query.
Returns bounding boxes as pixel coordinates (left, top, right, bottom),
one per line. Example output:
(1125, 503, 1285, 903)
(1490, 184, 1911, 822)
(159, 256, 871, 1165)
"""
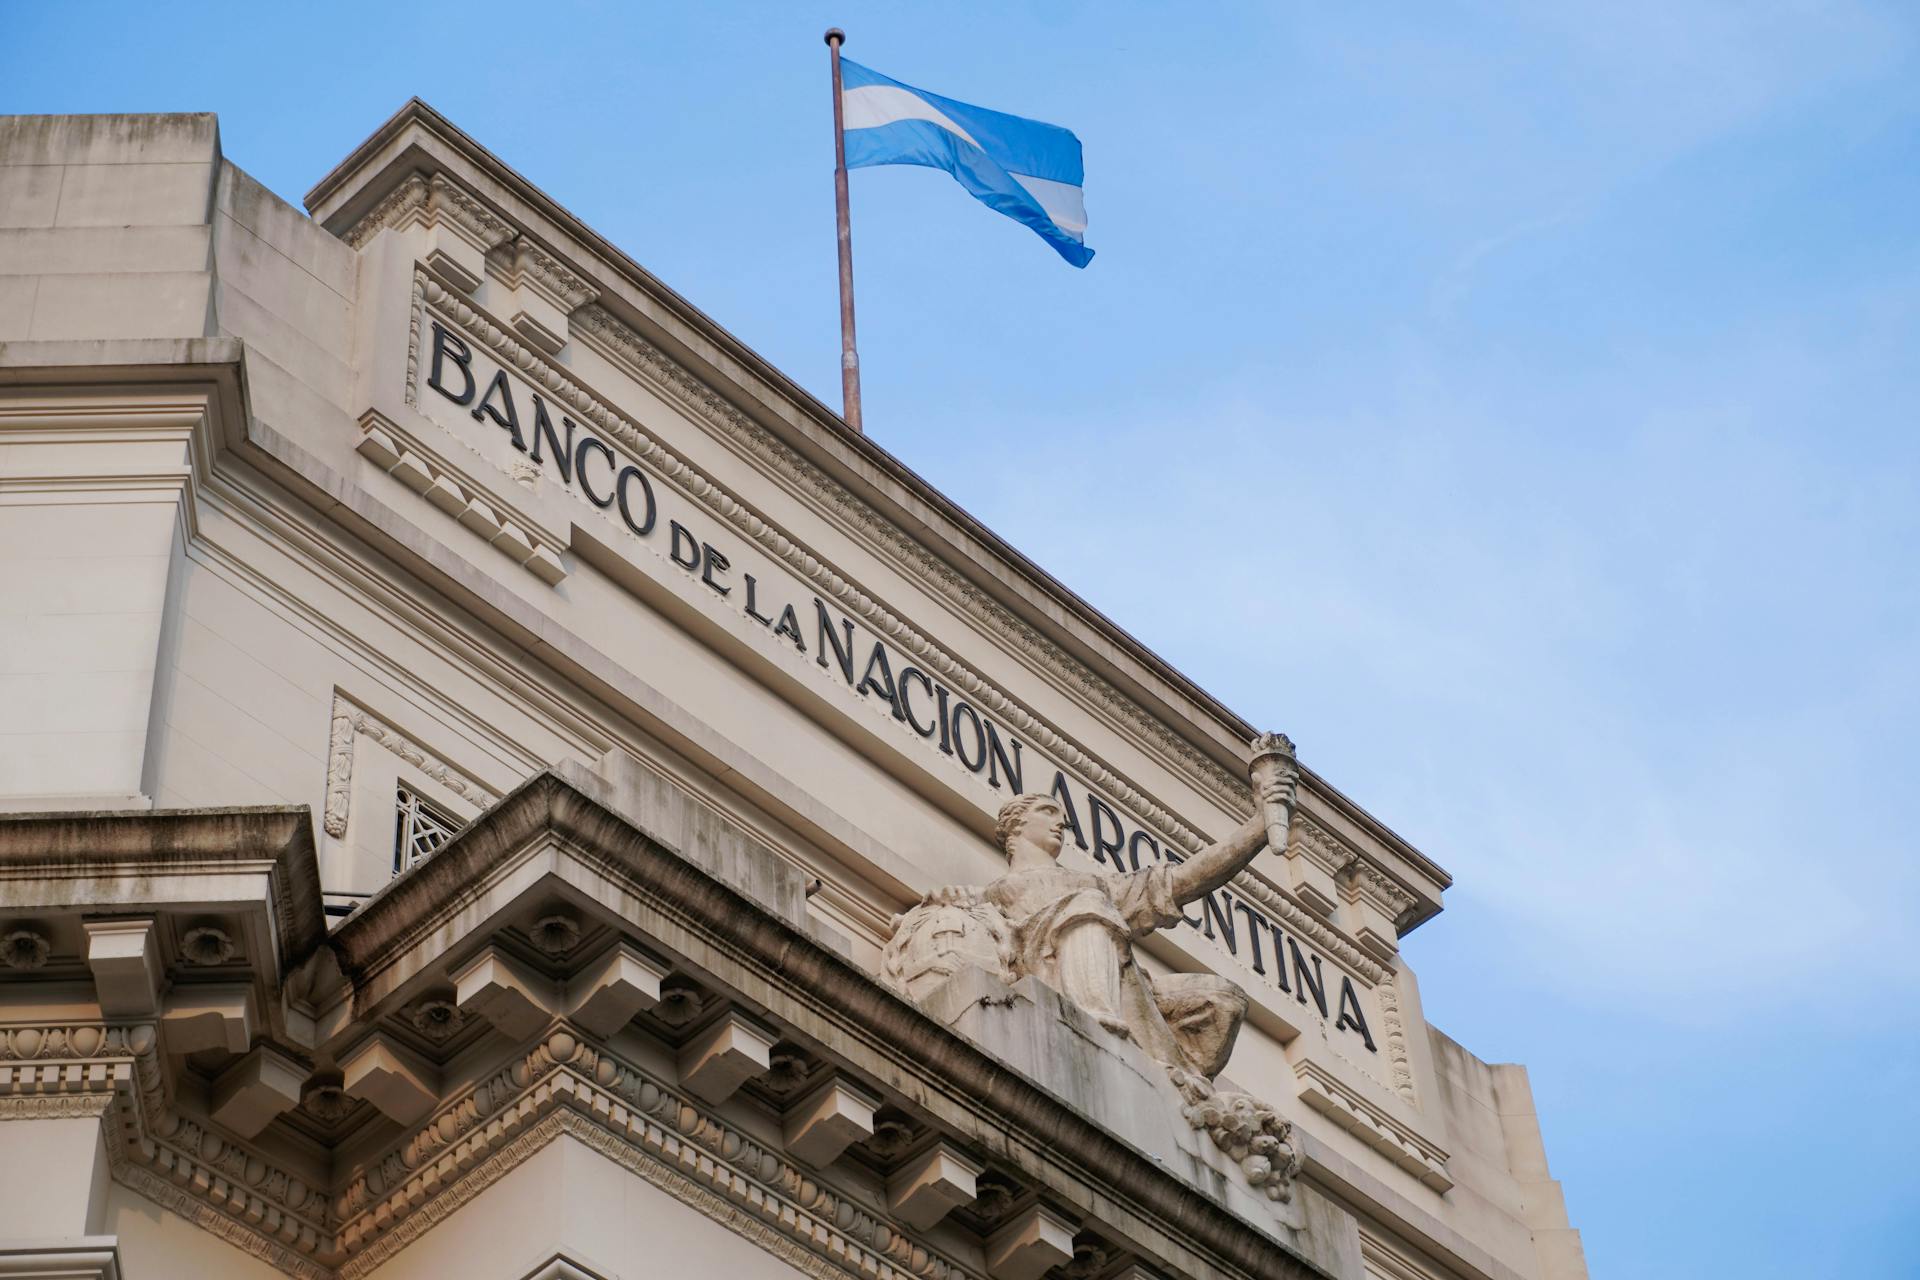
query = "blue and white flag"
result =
(839, 59, 1093, 268)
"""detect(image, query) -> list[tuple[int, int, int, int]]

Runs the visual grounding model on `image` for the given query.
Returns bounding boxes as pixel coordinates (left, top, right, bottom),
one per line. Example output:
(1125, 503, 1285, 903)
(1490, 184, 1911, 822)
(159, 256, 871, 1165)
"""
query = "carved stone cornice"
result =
(0, 1093, 118, 1119)
(0, 1014, 992, 1280)
(1235, 869, 1386, 986)
(1, 766, 1334, 1280)
(0, 1020, 330, 1276)
(340, 174, 426, 250)
(1291, 1058, 1449, 1193)
(111, 1157, 330, 1280)
(493, 237, 596, 311)
(340, 172, 513, 254)
(115, 1042, 334, 1267)
(18, 1007, 987, 1280)
(347, 1110, 856, 1280)
(1342, 863, 1416, 922)
(336, 1025, 985, 1280)
(428, 174, 514, 249)
(1292, 820, 1358, 879)
(0, 1239, 122, 1280)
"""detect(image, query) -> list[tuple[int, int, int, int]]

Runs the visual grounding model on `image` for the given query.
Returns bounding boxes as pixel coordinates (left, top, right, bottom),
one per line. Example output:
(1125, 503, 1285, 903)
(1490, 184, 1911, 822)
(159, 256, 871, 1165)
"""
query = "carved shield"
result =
(880, 892, 1014, 1002)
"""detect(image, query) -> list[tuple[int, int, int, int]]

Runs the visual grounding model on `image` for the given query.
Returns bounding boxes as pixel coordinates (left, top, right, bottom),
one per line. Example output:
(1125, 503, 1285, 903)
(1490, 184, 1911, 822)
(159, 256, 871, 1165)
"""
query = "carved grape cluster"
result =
(1170, 1069, 1302, 1204)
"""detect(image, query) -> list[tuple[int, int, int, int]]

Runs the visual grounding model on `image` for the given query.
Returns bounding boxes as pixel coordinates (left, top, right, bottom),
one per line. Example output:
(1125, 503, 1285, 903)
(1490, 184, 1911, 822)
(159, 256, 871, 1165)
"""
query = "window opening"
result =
(394, 784, 461, 874)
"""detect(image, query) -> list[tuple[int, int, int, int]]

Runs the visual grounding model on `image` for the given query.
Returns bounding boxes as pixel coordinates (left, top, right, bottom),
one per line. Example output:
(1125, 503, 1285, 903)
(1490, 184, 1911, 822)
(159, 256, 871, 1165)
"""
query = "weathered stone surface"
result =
(885, 757, 1307, 1218)
(885, 755, 1295, 1084)
(27, 271, 213, 340)
(0, 224, 211, 276)
(83, 919, 160, 1017)
(162, 983, 252, 1056)
(0, 112, 218, 167)
(558, 751, 815, 935)
(452, 945, 552, 1040)
(566, 942, 667, 1037)
(340, 1032, 437, 1126)
(0, 163, 63, 228)
(53, 160, 214, 228)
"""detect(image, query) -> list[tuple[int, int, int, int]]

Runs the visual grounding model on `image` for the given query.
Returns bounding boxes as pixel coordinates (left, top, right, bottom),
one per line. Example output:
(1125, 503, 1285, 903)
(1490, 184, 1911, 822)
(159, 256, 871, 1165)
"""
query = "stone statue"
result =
(883, 734, 1306, 1205)
(883, 733, 1300, 1082)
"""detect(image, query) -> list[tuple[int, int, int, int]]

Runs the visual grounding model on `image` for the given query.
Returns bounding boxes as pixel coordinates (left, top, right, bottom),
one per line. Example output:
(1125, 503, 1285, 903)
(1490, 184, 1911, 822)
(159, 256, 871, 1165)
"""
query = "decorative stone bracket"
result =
(354, 409, 568, 585)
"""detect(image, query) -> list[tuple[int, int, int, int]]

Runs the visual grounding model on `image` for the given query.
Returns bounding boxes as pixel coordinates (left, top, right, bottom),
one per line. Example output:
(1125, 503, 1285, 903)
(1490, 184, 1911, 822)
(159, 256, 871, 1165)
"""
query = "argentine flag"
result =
(839, 59, 1093, 268)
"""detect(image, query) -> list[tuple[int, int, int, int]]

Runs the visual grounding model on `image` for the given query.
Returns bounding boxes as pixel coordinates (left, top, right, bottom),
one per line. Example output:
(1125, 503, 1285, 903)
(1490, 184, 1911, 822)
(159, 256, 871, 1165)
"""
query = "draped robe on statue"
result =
(984, 862, 1248, 1079)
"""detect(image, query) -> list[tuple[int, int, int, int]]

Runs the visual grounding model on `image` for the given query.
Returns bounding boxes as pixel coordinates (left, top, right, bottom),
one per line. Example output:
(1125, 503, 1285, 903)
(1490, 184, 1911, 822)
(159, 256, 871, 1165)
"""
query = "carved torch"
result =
(1248, 732, 1300, 856)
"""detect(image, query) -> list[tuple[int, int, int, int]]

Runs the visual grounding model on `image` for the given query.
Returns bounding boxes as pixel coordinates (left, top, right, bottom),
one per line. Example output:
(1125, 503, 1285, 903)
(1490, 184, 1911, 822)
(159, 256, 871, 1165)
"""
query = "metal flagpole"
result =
(825, 27, 863, 434)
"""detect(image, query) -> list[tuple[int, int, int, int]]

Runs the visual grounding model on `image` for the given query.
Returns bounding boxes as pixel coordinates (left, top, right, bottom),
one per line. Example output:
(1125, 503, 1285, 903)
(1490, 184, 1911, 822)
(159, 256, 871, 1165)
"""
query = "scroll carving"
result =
(324, 706, 356, 837)
(321, 693, 497, 841)
(341, 173, 511, 253)
(1376, 974, 1416, 1103)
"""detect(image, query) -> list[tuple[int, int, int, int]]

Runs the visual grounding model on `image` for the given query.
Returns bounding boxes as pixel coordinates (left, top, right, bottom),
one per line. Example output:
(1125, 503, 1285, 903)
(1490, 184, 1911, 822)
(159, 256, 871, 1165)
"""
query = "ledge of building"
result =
(0, 802, 323, 965)
(327, 753, 1332, 1279)
(0, 336, 243, 378)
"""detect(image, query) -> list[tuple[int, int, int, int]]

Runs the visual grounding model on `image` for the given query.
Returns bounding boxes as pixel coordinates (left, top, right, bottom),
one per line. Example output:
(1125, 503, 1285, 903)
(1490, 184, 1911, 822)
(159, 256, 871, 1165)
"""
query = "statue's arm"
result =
(1165, 813, 1270, 904)
(1164, 760, 1296, 904)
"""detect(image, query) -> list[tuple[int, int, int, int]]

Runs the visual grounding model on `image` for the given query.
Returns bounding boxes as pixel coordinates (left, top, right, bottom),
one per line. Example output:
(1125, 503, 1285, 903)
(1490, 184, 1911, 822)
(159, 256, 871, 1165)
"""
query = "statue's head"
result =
(995, 793, 1067, 862)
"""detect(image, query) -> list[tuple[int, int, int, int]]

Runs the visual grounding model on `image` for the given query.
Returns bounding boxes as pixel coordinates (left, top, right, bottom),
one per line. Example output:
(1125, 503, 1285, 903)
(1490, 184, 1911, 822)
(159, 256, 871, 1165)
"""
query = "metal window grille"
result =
(394, 785, 461, 874)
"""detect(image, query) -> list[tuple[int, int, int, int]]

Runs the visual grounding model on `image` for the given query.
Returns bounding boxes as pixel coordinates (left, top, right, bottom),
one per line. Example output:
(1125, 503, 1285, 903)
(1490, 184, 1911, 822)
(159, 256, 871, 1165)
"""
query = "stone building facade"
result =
(0, 105, 1588, 1280)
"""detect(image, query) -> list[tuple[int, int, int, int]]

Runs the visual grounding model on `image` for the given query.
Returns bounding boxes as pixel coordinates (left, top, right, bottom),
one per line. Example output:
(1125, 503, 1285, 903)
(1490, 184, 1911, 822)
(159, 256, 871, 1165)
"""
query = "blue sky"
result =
(9, 2, 1918, 1274)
